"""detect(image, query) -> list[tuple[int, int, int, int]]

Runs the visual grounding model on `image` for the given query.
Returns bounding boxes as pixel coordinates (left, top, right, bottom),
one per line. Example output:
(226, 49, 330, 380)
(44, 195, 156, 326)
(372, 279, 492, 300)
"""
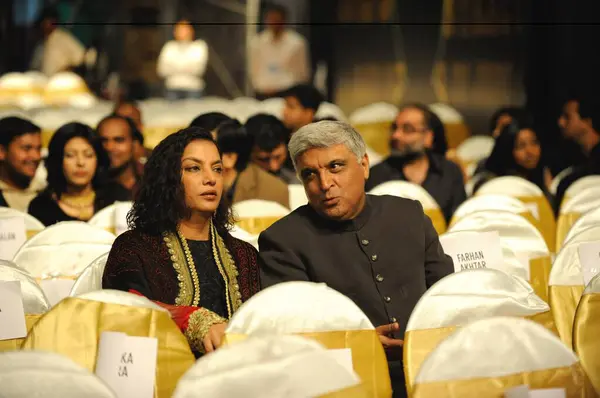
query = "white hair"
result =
(288, 121, 367, 170)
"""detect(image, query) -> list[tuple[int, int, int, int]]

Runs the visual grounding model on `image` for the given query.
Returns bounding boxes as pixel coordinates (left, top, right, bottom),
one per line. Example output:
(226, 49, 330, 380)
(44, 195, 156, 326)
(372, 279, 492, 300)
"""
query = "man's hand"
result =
(203, 322, 228, 353)
(376, 322, 404, 360)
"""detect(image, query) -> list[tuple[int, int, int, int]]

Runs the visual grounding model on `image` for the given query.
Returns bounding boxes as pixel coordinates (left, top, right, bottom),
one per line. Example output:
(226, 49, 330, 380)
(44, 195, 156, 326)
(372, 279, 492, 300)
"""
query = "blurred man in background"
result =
(114, 100, 150, 164)
(246, 113, 298, 184)
(366, 104, 466, 221)
(31, 7, 85, 76)
(157, 19, 209, 100)
(282, 84, 323, 134)
(250, 4, 310, 100)
(0, 117, 44, 211)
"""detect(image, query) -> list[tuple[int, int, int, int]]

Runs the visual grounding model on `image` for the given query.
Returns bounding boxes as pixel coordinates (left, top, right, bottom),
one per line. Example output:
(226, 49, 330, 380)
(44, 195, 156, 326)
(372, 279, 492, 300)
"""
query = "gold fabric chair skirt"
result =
(412, 363, 592, 398)
(236, 216, 282, 235)
(530, 256, 552, 303)
(549, 285, 586, 349)
(573, 293, 600, 395)
(557, 212, 583, 251)
(403, 311, 558, 396)
(21, 297, 195, 398)
(519, 195, 557, 253)
(425, 209, 447, 235)
(224, 329, 393, 398)
(353, 122, 393, 158)
(144, 126, 186, 149)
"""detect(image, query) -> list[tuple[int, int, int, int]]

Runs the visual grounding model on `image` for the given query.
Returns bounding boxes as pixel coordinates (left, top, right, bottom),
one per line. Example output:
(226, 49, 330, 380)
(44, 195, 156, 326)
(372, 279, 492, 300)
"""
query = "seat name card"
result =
(95, 331, 158, 398)
(577, 240, 600, 286)
(0, 281, 27, 340)
(440, 231, 504, 273)
(0, 217, 26, 260)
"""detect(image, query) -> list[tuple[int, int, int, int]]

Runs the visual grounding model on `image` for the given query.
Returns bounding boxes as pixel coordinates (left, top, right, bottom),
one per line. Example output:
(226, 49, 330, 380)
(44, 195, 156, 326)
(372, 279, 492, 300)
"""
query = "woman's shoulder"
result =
(28, 190, 56, 211)
(97, 182, 132, 203)
(112, 229, 164, 251)
(224, 231, 258, 260)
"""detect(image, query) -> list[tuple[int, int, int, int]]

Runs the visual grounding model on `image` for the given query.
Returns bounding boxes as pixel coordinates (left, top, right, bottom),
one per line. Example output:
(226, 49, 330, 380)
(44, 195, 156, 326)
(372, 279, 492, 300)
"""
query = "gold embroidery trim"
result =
(177, 227, 201, 307)
(185, 308, 227, 353)
(211, 222, 243, 315)
(162, 231, 195, 306)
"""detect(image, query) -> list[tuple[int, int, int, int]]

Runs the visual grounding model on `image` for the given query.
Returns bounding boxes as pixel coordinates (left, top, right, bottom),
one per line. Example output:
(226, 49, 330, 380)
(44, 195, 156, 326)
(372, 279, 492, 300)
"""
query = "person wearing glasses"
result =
(365, 103, 466, 222)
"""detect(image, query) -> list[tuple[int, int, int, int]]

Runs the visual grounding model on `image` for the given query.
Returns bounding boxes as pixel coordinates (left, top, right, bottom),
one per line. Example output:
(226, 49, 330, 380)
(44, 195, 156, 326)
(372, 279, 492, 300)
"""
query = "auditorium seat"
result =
(224, 281, 392, 397)
(403, 268, 552, 394)
(173, 335, 365, 398)
(411, 317, 592, 397)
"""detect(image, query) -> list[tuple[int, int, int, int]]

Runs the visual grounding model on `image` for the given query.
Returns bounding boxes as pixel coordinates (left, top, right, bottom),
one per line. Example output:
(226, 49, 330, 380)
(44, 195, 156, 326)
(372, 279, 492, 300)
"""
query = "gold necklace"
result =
(176, 227, 201, 306)
(59, 191, 96, 220)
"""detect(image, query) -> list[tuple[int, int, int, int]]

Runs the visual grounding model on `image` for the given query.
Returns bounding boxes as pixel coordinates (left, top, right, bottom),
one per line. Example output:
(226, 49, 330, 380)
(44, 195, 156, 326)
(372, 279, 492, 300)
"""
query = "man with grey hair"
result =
(259, 121, 453, 398)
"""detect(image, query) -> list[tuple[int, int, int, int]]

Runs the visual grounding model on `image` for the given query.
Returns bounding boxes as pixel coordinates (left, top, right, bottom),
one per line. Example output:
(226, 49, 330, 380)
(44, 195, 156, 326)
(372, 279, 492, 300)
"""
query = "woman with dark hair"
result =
(28, 122, 129, 226)
(102, 127, 260, 355)
(475, 120, 552, 196)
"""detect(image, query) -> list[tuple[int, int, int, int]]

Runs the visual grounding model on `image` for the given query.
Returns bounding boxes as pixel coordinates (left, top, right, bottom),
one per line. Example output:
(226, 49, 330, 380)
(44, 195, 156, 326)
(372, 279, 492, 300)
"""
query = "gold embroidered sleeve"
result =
(184, 308, 227, 353)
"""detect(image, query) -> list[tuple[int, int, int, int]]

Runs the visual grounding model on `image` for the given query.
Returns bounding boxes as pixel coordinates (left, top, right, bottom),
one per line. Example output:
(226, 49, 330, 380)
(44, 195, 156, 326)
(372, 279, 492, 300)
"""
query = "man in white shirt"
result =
(157, 20, 209, 100)
(36, 8, 85, 77)
(250, 4, 310, 99)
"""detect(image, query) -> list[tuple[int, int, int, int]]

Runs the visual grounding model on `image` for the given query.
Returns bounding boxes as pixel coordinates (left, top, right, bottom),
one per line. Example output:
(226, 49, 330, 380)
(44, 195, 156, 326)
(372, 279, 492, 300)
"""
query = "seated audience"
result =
(474, 120, 553, 198)
(249, 4, 310, 99)
(0, 117, 44, 211)
(282, 84, 324, 134)
(96, 115, 143, 199)
(259, 121, 454, 398)
(102, 127, 260, 355)
(157, 19, 208, 100)
(28, 123, 129, 226)
(245, 113, 298, 184)
(366, 103, 466, 222)
(213, 119, 290, 208)
(555, 97, 600, 208)
(113, 100, 150, 164)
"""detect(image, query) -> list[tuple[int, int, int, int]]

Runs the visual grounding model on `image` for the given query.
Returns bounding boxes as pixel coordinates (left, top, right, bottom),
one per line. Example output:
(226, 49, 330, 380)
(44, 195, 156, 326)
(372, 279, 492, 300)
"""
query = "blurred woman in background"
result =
(475, 120, 552, 198)
(28, 122, 129, 225)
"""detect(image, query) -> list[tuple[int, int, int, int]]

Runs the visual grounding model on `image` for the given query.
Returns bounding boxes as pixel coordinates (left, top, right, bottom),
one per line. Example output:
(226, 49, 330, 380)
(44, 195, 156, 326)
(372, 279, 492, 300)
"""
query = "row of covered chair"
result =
(2, 271, 599, 397)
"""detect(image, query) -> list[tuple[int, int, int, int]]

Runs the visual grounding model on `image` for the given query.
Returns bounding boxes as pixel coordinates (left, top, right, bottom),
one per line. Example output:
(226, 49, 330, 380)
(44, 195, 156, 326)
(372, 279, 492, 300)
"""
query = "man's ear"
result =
(424, 129, 434, 149)
(361, 153, 370, 180)
(0, 145, 6, 162)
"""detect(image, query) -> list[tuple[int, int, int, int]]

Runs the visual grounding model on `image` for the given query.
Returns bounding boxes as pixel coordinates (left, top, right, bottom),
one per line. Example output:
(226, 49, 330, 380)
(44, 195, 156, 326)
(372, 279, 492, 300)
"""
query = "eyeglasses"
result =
(391, 123, 428, 134)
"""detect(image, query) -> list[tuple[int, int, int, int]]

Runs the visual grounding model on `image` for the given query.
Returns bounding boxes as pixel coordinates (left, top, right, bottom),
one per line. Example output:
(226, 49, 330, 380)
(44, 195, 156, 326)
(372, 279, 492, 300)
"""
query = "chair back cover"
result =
(12, 221, 115, 278)
(349, 102, 398, 157)
(556, 188, 600, 250)
(476, 176, 556, 252)
(404, 269, 551, 394)
(0, 206, 45, 238)
(573, 273, 600, 395)
(228, 225, 259, 249)
(429, 102, 470, 149)
(449, 210, 552, 302)
(225, 281, 391, 397)
(21, 290, 194, 398)
(368, 181, 446, 234)
(88, 201, 133, 236)
(0, 351, 116, 398)
(549, 225, 600, 348)
(232, 199, 290, 234)
(455, 136, 494, 164)
(563, 207, 600, 249)
(173, 335, 366, 398)
(450, 194, 537, 229)
(288, 184, 308, 211)
(412, 317, 590, 397)
(0, 262, 50, 352)
(563, 175, 600, 203)
(69, 253, 109, 297)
